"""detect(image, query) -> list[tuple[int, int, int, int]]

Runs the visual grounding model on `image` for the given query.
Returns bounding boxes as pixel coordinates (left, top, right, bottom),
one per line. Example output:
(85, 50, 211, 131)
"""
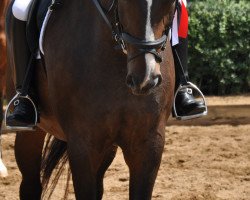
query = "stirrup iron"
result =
(4, 92, 38, 131)
(173, 82, 208, 120)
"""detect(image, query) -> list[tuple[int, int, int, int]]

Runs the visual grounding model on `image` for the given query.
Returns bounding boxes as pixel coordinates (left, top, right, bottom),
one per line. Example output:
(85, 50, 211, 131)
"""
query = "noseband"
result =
(92, 0, 176, 63)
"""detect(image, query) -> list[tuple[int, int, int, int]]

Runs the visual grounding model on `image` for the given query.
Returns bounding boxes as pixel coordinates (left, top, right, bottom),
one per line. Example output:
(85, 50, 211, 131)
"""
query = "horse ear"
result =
(99, 0, 115, 12)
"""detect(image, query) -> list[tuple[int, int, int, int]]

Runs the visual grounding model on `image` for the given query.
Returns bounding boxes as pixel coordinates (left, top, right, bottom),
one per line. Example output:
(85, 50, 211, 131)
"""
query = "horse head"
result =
(116, 0, 176, 95)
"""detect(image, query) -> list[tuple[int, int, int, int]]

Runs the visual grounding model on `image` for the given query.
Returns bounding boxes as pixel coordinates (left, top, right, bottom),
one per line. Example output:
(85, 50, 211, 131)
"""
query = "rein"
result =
(92, 0, 177, 63)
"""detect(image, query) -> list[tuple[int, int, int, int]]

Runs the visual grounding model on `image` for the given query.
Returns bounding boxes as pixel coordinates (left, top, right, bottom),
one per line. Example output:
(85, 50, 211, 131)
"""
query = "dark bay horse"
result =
(6, 0, 176, 199)
(0, 0, 9, 121)
(0, 0, 8, 93)
(0, 0, 9, 177)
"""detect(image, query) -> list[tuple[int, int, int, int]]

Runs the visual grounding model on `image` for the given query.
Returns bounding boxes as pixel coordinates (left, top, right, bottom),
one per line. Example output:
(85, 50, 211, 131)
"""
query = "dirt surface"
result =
(206, 95, 250, 106)
(168, 95, 250, 126)
(0, 124, 250, 200)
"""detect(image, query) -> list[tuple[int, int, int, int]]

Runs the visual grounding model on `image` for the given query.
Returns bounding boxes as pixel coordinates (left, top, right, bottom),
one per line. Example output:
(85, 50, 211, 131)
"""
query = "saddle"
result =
(26, 0, 52, 54)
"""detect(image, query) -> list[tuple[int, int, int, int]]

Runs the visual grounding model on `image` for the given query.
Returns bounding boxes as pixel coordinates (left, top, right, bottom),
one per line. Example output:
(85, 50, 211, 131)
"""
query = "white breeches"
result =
(12, 0, 33, 21)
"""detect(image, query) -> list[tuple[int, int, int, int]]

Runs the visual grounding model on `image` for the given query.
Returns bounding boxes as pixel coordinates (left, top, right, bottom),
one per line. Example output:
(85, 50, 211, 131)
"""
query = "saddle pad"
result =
(25, 0, 52, 58)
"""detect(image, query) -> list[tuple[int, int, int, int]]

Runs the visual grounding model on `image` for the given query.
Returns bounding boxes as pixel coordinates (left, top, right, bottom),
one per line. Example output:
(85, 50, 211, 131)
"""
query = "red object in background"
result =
(178, 1, 188, 38)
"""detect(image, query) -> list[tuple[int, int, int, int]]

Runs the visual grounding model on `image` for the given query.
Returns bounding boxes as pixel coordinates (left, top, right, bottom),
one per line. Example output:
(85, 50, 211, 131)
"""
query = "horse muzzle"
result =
(126, 73, 162, 95)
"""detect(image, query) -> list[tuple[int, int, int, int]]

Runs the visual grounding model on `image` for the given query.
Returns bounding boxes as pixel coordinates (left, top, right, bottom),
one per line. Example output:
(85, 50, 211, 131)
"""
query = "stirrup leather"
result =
(4, 92, 38, 131)
(173, 82, 208, 120)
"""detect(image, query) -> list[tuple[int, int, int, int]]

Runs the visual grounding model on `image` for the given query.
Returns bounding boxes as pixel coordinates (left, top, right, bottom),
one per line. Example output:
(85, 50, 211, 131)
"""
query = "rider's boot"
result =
(6, 16, 36, 129)
(173, 38, 206, 118)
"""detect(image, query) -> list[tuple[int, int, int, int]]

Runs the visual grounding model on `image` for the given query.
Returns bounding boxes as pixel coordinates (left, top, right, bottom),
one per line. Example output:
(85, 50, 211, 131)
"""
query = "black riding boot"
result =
(6, 17, 36, 129)
(173, 38, 206, 118)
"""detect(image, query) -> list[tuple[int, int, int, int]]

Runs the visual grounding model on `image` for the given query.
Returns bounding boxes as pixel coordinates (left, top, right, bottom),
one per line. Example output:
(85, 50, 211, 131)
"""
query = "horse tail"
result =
(41, 135, 71, 199)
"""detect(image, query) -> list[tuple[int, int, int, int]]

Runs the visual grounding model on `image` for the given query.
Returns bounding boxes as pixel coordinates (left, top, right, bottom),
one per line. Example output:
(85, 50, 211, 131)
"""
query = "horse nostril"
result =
(126, 75, 135, 88)
(152, 74, 162, 87)
(156, 75, 162, 86)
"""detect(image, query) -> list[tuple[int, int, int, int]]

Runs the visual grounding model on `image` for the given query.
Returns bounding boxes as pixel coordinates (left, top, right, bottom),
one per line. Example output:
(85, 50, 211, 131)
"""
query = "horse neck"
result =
(1, 0, 9, 15)
(44, 0, 127, 87)
(52, 0, 126, 74)
(0, 0, 8, 25)
(64, 0, 118, 49)
(0, 0, 7, 42)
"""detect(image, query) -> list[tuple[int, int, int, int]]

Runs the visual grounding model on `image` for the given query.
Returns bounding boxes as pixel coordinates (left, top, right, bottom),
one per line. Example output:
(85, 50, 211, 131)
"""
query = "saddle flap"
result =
(26, 0, 51, 53)
(26, 0, 40, 53)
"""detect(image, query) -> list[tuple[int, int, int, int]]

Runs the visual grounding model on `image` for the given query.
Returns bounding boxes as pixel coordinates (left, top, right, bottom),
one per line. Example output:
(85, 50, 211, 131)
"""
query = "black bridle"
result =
(92, 0, 177, 63)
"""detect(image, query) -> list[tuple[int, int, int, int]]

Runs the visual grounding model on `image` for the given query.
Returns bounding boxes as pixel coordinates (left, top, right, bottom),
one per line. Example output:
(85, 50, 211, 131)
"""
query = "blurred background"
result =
(188, 0, 250, 95)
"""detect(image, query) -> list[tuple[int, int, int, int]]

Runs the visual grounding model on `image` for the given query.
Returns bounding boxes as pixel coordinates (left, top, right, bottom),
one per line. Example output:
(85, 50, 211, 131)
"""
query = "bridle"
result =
(92, 0, 208, 120)
(92, 0, 177, 63)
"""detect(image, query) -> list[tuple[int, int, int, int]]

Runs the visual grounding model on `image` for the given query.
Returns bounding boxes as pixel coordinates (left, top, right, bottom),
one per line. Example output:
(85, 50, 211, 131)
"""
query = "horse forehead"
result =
(136, 0, 164, 6)
(133, 0, 168, 15)
(123, 0, 161, 16)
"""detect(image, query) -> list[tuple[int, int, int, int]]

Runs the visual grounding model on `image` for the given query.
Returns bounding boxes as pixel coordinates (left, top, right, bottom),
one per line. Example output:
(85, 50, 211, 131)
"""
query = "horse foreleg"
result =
(96, 145, 118, 200)
(123, 132, 165, 200)
(68, 137, 117, 200)
(67, 139, 99, 200)
(15, 128, 46, 200)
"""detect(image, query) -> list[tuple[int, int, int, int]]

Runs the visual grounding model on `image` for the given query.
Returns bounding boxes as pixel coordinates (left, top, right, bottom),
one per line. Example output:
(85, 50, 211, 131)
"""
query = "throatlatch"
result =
(173, 49, 207, 120)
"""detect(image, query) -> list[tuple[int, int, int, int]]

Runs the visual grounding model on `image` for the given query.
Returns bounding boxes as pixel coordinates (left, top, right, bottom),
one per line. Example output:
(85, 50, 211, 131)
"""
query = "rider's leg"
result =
(173, 37, 206, 117)
(6, 0, 36, 128)
(172, 0, 206, 119)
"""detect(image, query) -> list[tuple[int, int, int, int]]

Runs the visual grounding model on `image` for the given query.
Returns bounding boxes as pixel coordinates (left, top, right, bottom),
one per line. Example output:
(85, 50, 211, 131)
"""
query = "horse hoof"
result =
(0, 159, 8, 177)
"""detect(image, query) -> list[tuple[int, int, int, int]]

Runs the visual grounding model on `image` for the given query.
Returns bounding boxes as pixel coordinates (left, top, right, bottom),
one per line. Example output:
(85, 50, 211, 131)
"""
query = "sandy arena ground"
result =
(0, 124, 250, 200)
